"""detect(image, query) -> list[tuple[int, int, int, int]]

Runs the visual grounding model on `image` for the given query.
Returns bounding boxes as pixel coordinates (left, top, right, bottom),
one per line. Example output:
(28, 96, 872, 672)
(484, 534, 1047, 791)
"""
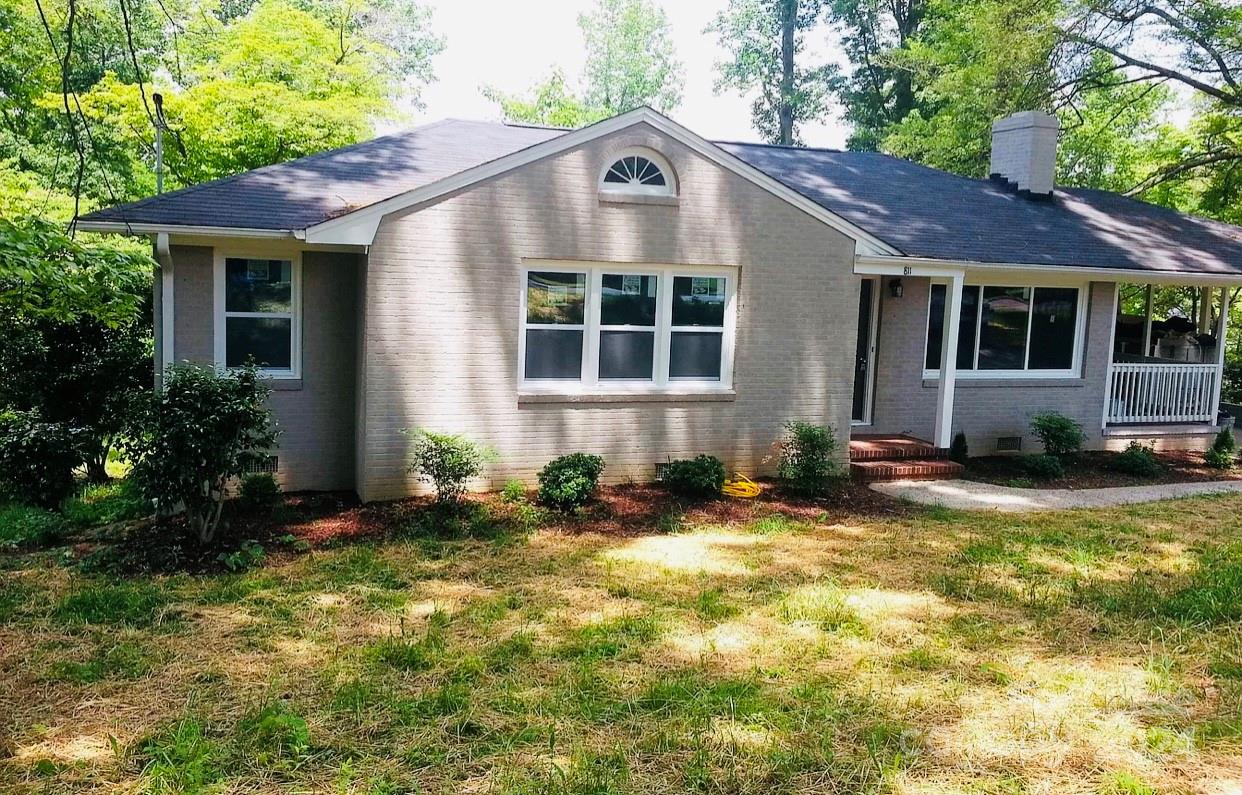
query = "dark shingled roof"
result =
(80, 118, 1242, 275)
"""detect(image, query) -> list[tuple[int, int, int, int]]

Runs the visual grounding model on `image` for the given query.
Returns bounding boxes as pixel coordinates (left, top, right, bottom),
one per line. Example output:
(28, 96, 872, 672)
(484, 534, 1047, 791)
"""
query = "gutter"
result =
(856, 254, 1242, 286)
(77, 220, 296, 238)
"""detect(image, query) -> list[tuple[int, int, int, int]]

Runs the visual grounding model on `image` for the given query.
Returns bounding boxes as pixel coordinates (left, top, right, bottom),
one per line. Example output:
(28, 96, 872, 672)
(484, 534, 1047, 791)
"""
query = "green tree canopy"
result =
(486, 0, 683, 127)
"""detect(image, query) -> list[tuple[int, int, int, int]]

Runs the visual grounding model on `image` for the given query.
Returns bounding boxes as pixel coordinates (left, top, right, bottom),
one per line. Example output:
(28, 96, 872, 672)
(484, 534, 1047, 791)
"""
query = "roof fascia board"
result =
(76, 220, 295, 239)
(856, 254, 1242, 286)
(302, 108, 900, 255)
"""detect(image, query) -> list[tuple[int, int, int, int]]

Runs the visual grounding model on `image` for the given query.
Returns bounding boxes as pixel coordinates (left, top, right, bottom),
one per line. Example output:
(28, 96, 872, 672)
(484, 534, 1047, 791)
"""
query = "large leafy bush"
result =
(538, 453, 604, 509)
(0, 219, 153, 481)
(662, 455, 726, 500)
(0, 410, 86, 507)
(777, 421, 840, 497)
(404, 429, 493, 503)
(1030, 412, 1086, 458)
(124, 365, 278, 542)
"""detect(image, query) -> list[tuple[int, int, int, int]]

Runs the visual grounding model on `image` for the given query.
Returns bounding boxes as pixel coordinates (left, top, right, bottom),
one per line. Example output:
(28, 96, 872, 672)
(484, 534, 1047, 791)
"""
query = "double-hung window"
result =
(924, 282, 1084, 378)
(520, 264, 735, 390)
(215, 254, 301, 378)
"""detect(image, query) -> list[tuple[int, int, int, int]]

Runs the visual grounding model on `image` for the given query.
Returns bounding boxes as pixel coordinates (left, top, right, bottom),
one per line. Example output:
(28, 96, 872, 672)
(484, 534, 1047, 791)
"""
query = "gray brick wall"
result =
(869, 277, 1117, 453)
(170, 246, 361, 491)
(358, 123, 861, 502)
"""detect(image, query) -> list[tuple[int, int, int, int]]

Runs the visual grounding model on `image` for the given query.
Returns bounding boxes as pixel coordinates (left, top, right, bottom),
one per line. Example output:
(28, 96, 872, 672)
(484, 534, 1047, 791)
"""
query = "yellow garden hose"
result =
(722, 473, 761, 498)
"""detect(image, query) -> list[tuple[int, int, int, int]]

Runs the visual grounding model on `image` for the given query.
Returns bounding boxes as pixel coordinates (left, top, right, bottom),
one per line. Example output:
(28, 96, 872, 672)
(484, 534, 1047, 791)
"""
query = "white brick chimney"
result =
(989, 111, 1059, 196)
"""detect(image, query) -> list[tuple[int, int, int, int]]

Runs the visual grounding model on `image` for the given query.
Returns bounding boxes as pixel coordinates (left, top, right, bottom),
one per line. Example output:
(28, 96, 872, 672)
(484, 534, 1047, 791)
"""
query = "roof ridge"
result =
(714, 138, 846, 154)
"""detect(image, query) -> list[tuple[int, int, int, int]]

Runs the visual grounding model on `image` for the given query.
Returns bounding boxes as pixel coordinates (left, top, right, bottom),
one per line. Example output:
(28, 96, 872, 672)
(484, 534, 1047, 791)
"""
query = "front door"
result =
(852, 278, 878, 424)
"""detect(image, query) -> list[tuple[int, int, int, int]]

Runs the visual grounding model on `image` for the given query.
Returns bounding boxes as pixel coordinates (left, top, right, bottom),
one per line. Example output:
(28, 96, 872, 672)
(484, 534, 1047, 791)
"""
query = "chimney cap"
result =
(991, 110, 1059, 133)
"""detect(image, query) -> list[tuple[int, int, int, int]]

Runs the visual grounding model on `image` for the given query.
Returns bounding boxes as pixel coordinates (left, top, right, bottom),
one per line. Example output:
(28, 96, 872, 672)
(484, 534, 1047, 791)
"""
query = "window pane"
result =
(672, 277, 726, 327)
(527, 272, 586, 324)
(924, 284, 980, 370)
(226, 258, 292, 313)
(600, 274, 657, 326)
(978, 287, 1030, 370)
(226, 317, 292, 369)
(1028, 288, 1078, 370)
(599, 331, 654, 380)
(670, 332, 722, 379)
(524, 329, 583, 380)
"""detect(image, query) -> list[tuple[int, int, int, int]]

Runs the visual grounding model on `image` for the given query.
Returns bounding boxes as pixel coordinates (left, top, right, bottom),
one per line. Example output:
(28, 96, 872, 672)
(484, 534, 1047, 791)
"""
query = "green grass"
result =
(61, 478, 149, 528)
(5, 493, 1242, 793)
(0, 503, 66, 549)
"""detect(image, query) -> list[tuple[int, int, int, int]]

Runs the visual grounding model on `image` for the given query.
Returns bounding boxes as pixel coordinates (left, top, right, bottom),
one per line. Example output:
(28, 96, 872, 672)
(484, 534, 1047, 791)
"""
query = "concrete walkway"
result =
(870, 478, 1242, 512)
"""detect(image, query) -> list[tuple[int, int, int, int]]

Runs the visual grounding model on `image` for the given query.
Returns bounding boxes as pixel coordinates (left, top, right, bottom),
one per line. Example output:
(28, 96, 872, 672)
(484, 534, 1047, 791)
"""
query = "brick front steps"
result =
(849, 435, 965, 482)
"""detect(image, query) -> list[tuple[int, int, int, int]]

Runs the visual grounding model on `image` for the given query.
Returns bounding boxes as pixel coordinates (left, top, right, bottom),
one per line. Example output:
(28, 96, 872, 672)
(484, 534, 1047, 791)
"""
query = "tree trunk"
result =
(84, 441, 109, 484)
(779, 0, 797, 146)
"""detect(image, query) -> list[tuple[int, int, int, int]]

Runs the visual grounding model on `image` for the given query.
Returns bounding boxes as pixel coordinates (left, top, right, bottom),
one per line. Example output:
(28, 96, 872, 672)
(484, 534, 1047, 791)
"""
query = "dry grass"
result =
(1, 491, 1240, 794)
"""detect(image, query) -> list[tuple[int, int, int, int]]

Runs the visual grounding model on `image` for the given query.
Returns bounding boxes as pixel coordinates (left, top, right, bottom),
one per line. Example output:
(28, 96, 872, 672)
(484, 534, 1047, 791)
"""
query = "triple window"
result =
(521, 265, 734, 389)
(924, 283, 1083, 377)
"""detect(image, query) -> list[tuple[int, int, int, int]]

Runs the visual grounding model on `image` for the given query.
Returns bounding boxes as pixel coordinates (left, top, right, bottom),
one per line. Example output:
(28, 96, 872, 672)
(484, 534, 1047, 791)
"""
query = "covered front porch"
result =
(1105, 283, 1233, 428)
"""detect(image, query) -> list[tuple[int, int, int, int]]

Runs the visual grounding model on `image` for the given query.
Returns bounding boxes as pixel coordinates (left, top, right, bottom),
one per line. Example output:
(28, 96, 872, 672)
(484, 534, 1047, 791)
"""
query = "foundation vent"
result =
(995, 436, 1023, 453)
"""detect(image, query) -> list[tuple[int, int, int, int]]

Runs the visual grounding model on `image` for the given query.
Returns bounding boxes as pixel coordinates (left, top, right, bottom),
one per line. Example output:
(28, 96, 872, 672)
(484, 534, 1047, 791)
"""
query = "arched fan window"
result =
(599, 150, 676, 195)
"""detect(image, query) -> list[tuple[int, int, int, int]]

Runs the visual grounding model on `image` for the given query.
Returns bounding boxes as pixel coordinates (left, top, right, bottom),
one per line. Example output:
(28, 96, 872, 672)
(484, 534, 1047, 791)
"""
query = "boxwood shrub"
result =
(538, 453, 604, 509)
(662, 455, 726, 500)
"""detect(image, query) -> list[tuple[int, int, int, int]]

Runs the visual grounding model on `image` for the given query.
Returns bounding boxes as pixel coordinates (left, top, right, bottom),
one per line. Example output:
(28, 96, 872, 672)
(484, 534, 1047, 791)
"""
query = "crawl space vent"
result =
(995, 436, 1023, 453)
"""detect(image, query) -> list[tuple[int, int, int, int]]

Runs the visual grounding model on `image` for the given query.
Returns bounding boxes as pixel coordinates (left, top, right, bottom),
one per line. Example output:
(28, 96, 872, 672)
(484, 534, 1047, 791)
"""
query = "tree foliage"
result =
(486, 0, 682, 128)
(709, 0, 834, 145)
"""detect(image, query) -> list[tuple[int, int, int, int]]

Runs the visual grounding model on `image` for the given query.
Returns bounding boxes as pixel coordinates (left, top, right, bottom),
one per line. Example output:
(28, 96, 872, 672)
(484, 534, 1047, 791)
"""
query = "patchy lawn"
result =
(1, 488, 1240, 794)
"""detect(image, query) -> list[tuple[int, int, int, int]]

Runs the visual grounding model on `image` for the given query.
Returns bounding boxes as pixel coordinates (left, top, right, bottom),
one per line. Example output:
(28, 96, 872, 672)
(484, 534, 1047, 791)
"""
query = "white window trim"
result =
(213, 249, 303, 380)
(518, 261, 736, 394)
(921, 280, 1088, 380)
(597, 147, 678, 197)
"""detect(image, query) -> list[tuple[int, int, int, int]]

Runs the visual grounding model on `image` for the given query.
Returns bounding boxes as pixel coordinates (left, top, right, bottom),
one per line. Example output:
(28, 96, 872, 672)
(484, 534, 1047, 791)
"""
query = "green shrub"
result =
(1019, 453, 1064, 481)
(123, 365, 278, 542)
(949, 431, 969, 464)
(662, 455, 726, 500)
(500, 479, 526, 503)
(62, 478, 149, 528)
(238, 473, 280, 511)
(1205, 428, 1237, 470)
(0, 410, 86, 507)
(0, 503, 66, 549)
(1029, 412, 1085, 458)
(777, 421, 840, 497)
(538, 453, 605, 509)
(403, 429, 493, 503)
(1113, 442, 1163, 478)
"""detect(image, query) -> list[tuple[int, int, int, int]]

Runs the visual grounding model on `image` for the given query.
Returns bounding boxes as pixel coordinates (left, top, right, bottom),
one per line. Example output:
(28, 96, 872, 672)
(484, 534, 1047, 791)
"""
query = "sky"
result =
(401, 0, 852, 148)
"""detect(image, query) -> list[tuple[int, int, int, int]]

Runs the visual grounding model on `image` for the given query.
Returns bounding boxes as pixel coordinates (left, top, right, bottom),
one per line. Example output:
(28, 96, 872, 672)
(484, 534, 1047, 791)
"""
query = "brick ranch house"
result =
(77, 108, 1242, 501)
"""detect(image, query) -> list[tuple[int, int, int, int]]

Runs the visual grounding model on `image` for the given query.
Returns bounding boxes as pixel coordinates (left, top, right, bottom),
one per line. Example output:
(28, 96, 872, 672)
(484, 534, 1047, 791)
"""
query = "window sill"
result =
(518, 389, 735, 405)
(268, 378, 303, 391)
(921, 377, 1084, 389)
(597, 190, 679, 206)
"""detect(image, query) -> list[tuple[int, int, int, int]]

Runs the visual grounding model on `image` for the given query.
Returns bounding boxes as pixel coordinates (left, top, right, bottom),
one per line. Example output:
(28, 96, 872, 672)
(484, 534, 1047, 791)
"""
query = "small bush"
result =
(1113, 442, 1163, 478)
(662, 455, 726, 500)
(777, 421, 840, 497)
(949, 431, 969, 464)
(538, 453, 604, 509)
(238, 473, 281, 511)
(0, 410, 85, 508)
(1030, 412, 1085, 458)
(500, 479, 526, 503)
(0, 503, 66, 549)
(217, 540, 265, 572)
(1019, 453, 1064, 481)
(1205, 428, 1237, 470)
(404, 429, 493, 503)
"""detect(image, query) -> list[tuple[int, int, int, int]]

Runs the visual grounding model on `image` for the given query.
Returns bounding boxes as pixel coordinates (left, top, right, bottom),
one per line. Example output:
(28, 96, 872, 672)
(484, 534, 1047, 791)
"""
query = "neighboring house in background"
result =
(77, 108, 1242, 502)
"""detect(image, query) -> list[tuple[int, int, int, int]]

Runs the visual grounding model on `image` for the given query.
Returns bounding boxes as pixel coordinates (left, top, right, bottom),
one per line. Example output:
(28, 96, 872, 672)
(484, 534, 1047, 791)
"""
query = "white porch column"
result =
(153, 232, 174, 389)
(1211, 286, 1230, 420)
(1141, 284, 1154, 357)
(933, 273, 965, 449)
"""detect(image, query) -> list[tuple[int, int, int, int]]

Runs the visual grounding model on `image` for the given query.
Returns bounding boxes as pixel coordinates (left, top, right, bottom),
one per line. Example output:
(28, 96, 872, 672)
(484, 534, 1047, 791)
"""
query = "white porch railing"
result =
(1107, 363, 1220, 424)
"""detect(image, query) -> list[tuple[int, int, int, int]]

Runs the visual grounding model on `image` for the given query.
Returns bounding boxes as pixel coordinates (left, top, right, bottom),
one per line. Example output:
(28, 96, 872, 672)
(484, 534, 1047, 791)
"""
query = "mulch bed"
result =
(962, 450, 1242, 490)
(46, 480, 911, 575)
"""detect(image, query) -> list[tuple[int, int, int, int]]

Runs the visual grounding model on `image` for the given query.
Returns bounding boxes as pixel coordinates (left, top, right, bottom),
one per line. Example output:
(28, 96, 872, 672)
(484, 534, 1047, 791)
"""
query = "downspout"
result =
(153, 232, 174, 390)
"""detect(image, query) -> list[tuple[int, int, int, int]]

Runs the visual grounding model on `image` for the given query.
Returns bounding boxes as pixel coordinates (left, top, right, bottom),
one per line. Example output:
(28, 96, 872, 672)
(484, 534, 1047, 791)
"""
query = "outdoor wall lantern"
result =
(889, 278, 904, 299)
